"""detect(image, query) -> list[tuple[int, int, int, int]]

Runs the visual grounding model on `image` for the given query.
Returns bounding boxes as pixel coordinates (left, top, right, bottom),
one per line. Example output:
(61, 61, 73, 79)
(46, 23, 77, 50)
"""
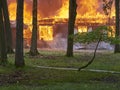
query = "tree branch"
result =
(78, 36, 102, 71)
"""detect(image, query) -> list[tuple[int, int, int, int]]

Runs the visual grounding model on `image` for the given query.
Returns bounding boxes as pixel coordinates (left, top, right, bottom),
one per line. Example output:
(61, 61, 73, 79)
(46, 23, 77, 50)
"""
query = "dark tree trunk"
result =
(1, 0, 14, 54)
(66, 0, 77, 57)
(0, 2, 7, 65)
(114, 0, 120, 53)
(15, 0, 25, 67)
(29, 0, 39, 56)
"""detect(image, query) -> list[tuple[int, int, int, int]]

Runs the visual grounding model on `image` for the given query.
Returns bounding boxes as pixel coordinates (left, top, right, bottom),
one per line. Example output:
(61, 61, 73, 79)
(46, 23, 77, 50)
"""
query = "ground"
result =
(0, 50, 120, 90)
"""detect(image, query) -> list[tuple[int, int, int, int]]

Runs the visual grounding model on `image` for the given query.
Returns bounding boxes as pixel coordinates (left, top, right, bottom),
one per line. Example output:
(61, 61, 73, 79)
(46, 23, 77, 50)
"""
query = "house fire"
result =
(8, 0, 115, 49)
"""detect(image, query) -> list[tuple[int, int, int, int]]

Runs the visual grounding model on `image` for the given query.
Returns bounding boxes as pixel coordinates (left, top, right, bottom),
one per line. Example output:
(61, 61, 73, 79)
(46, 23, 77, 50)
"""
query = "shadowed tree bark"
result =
(114, 0, 120, 53)
(0, 2, 7, 65)
(1, 0, 14, 54)
(15, 0, 25, 67)
(29, 0, 39, 56)
(66, 0, 77, 57)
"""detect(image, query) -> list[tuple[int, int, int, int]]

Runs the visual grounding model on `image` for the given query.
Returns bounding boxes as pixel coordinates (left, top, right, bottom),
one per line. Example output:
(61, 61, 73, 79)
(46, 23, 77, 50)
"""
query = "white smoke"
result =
(49, 34, 67, 50)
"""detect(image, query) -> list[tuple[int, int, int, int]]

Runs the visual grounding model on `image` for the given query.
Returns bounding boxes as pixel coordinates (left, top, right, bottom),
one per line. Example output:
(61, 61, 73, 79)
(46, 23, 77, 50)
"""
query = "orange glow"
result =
(8, 1, 32, 24)
(108, 26, 115, 37)
(39, 26, 53, 41)
(54, 0, 115, 24)
(55, 0, 69, 18)
(8, 2, 16, 21)
(78, 26, 87, 33)
(8, 0, 115, 23)
(77, 0, 104, 19)
(23, 27, 32, 39)
(8, 0, 115, 40)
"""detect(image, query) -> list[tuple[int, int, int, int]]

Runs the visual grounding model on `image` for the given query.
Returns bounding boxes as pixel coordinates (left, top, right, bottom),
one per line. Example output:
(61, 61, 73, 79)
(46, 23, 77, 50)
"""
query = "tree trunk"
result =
(29, 0, 39, 56)
(0, 2, 7, 65)
(66, 0, 77, 57)
(1, 0, 14, 54)
(15, 0, 25, 67)
(114, 0, 120, 53)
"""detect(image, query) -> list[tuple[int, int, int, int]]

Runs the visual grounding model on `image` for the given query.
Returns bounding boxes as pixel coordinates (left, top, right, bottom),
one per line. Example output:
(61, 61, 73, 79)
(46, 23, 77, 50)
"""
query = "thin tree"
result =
(1, 0, 14, 54)
(15, 0, 25, 67)
(0, 2, 7, 65)
(66, 0, 77, 57)
(29, 0, 39, 56)
(114, 0, 120, 53)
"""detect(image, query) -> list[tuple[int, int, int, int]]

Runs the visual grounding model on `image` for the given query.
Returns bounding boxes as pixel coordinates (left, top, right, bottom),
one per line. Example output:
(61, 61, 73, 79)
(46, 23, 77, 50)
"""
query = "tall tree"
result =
(114, 0, 120, 53)
(29, 0, 39, 56)
(0, 2, 7, 65)
(1, 0, 14, 54)
(15, 0, 25, 67)
(66, 0, 77, 57)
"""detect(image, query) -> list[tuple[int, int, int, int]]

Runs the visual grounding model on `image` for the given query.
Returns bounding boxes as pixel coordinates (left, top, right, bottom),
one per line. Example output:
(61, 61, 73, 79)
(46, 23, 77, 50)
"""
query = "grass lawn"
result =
(0, 50, 120, 90)
(24, 50, 120, 71)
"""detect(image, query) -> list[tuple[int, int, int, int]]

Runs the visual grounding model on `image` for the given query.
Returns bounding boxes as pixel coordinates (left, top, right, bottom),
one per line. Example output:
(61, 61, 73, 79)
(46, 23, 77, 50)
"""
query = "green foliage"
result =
(74, 26, 120, 44)
(110, 36, 120, 44)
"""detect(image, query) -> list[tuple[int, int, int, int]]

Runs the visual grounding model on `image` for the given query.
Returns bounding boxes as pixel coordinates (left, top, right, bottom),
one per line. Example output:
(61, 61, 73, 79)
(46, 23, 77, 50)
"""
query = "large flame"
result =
(55, 0, 69, 18)
(8, 0, 115, 24)
(8, 0, 115, 41)
(8, 1, 32, 24)
(55, 0, 115, 23)
(39, 26, 53, 41)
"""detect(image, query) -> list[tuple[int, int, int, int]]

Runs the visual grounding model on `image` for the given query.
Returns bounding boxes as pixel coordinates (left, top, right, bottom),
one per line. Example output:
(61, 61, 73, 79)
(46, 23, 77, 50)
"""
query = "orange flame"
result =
(39, 26, 53, 41)
(8, 1, 32, 24)
(8, 0, 115, 41)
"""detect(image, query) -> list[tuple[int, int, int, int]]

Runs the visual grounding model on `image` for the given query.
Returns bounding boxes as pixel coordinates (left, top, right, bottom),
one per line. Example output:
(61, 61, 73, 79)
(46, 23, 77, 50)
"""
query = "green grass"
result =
(0, 50, 120, 90)
(0, 83, 119, 90)
(0, 67, 120, 90)
(23, 50, 120, 71)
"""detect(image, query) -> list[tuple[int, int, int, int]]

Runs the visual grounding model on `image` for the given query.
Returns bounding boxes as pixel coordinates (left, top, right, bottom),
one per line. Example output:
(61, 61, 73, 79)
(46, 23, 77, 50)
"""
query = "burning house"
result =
(8, 0, 115, 49)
